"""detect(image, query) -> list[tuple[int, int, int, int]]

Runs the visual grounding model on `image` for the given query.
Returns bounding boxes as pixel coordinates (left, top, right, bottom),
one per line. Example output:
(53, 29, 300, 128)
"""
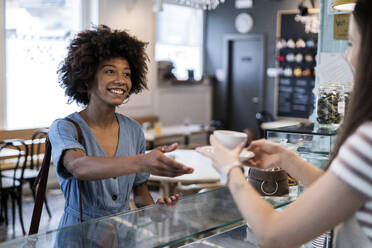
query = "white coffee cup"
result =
(213, 130, 248, 149)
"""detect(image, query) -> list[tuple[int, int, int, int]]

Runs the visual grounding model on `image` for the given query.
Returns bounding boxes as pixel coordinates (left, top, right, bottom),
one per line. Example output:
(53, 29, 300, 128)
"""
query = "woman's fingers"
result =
(159, 155, 194, 174)
(151, 158, 193, 177)
(163, 143, 178, 153)
(158, 197, 172, 204)
(148, 151, 193, 176)
(196, 146, 214, 159)
(154, 143, 178, 153)
(157, 194, 180, 205)
(210, 135, 228, 152)
(233, 142, 245, 154)
(152, 166, 187, 177)
(247, 139, 266, 151)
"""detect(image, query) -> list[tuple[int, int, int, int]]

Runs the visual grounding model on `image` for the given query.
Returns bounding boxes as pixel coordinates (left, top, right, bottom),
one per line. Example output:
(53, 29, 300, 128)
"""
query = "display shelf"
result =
(265, 124, 337, 169)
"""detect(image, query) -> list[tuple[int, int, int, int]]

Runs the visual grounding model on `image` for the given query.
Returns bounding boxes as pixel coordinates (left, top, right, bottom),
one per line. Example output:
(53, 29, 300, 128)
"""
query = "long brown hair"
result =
(327, 0, 372, 167)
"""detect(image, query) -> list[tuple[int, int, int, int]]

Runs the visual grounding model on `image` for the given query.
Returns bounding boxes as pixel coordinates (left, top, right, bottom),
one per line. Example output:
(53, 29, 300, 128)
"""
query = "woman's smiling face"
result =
(89, 57, 132, 107)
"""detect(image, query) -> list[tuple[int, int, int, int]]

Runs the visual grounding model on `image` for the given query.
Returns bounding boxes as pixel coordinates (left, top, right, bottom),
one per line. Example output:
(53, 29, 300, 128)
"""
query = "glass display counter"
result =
(0, 188, 291, 248)
(265, 124, 337, 169)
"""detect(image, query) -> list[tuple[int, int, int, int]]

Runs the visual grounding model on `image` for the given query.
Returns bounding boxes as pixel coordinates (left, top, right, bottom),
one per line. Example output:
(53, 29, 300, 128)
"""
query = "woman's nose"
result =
(115, 73, 126, 83)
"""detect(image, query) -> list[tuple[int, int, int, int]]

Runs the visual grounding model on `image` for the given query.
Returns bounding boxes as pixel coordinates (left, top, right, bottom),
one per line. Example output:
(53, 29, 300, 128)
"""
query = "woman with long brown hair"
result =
(198, 0, 372, 247)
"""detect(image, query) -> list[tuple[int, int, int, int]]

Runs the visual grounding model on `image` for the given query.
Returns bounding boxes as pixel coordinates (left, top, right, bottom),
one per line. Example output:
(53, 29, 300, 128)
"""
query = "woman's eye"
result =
(123, 72, 131, 77)
(105, 69, 115, 74)
(348, 42, 353, 47)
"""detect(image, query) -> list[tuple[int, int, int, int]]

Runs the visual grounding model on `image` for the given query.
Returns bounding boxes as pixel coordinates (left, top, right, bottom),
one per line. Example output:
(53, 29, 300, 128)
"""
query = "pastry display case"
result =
(265, 124, 337, 169)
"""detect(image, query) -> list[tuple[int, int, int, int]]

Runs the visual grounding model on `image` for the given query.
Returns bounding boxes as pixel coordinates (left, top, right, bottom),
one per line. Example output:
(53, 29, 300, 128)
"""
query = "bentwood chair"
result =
(2, 129, 52, 221)
(0, 139, 28, 235)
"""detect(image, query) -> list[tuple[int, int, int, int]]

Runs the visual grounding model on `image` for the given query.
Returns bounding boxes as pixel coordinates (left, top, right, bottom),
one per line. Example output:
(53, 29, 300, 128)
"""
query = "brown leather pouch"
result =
(248, 168, 289, 196)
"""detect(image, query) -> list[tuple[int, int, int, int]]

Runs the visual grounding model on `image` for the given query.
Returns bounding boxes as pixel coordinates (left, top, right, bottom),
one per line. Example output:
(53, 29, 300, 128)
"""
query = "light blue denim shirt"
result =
(49, 112, 149, 228)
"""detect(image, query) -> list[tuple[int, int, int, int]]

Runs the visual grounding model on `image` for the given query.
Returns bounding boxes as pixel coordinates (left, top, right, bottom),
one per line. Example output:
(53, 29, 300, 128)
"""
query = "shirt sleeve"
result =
(134, 125, 150, 186)
(49, 119, 86, 179)
(331, 122, 372, 199)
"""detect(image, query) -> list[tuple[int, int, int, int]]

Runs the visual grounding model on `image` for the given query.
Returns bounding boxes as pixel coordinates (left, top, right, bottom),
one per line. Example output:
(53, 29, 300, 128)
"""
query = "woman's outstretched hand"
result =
(156, 193, 180, 206)
(245, 139, 293, 170)
(142, 143, 194, 177)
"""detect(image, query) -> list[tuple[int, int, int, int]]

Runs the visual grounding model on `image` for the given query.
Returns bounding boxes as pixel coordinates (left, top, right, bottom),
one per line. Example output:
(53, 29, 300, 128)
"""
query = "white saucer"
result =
(197, 146, 255, 162)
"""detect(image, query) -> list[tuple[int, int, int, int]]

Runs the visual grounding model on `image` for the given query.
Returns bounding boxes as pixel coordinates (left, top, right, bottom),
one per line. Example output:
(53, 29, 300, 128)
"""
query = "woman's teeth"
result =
(109, 89, 124, 95)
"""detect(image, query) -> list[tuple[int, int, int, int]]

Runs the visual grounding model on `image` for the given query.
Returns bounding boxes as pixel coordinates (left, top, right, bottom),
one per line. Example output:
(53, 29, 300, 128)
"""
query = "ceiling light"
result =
(332, 0, 356, 12)
(160, 0, 225, 10)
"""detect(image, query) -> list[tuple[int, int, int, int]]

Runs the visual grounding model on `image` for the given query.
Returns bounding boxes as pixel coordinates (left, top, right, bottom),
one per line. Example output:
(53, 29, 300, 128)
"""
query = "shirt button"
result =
(112, 195, 117, 201)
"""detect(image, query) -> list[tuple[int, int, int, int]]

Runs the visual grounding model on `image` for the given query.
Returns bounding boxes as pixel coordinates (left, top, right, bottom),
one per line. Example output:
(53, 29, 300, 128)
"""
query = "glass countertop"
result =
(265, 123, 337, 136)
(1, 187, 290, 248)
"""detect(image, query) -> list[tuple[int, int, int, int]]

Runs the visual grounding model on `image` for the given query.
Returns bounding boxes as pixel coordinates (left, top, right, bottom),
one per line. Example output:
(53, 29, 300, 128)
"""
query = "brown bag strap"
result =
(29, 117, 84, 235)
(29, 136, 52, 235)
(64, 117, 84, 224)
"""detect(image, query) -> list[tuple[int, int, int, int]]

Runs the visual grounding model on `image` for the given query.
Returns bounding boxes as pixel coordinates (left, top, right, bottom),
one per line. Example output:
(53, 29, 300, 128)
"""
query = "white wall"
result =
(98, 0, 158, 118)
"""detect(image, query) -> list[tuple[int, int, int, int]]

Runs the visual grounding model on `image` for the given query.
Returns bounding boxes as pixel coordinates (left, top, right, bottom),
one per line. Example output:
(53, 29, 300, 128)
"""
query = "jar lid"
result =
(318, 83, 344, 91)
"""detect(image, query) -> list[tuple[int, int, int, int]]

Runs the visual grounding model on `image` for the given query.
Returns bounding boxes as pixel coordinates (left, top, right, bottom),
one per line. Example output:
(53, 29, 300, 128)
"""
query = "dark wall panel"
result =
(205, 0, 320, 123)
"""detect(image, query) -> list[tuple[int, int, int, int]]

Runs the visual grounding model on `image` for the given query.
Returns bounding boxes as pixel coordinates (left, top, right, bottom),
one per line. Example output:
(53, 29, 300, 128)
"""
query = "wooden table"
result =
(149, 149, 222, 197)
(144, 124, 208, 149)
(0, 148, 25, 170)
(0, 148, 23, 160)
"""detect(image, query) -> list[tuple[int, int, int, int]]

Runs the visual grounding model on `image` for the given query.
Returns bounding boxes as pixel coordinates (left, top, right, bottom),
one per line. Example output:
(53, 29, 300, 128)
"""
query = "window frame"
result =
(0, 0, 98, 129)
(155, 3, 206, 81)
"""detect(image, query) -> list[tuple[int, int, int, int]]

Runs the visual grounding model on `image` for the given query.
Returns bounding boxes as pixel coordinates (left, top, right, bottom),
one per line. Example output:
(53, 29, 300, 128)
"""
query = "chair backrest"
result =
(0, 139, 29, 188)
(30, 128, 49, 170)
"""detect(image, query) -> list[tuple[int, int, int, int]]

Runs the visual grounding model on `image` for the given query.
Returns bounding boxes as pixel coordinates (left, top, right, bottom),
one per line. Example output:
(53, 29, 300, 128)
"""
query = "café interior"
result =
(0, 0, 363, 247)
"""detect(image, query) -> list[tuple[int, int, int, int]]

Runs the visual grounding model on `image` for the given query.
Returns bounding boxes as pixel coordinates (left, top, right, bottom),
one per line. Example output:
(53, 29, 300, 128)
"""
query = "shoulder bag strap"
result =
(29, 136, 52, 235)
(63, 117, 84, 223)
(29, 117, 84, 235)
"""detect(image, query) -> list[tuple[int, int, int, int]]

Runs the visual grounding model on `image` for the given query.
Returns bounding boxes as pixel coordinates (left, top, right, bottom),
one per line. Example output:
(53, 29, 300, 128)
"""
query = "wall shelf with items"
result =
(275, 9, 320, 121)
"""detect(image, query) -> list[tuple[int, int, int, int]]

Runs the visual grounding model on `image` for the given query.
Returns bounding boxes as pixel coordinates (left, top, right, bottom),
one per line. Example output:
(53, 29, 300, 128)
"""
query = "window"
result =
(155, 4, 204, 81)
(4, 0, 93, 129)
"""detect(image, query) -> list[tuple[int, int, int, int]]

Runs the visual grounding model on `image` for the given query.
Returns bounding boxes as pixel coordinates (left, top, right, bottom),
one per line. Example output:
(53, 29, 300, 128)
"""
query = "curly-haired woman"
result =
(49, 25, 193, 228)
(198, 0, 372, 247)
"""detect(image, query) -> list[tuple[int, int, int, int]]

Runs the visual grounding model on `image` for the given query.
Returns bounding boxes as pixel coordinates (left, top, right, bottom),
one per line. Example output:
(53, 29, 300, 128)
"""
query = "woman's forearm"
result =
(65, 151, 146, 180)
(280, 152, 324, 187)
(63, 148, 191, 180)
(228, 167, 281, 247)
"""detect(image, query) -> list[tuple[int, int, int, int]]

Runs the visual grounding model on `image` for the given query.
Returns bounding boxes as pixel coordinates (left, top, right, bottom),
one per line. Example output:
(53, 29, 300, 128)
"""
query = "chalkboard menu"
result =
(277, 76, 315, 118)
(275, 10, 319, 120)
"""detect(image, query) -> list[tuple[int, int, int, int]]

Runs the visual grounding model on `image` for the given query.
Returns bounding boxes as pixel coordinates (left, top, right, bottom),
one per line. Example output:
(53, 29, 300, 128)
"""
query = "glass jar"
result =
(343, 83, 353, 115)
(316, 84, 344, 128)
